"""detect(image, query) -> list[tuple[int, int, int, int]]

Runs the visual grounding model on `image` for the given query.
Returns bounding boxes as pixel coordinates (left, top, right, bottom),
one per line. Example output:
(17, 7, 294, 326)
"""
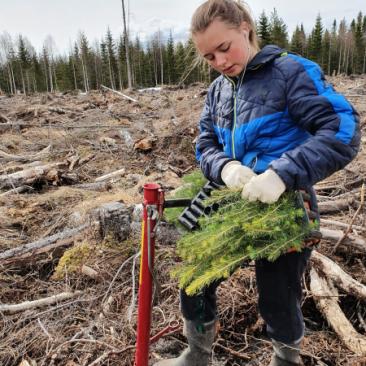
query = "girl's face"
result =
(193, 19, 253, 77)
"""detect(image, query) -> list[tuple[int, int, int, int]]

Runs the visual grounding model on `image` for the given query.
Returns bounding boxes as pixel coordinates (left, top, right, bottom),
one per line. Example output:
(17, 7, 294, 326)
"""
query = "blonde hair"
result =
(191, 0, 259, 50)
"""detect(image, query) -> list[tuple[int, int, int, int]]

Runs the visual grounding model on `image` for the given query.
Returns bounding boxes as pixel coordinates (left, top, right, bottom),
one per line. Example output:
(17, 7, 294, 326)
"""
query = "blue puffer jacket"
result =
(196, 45, 360, 190)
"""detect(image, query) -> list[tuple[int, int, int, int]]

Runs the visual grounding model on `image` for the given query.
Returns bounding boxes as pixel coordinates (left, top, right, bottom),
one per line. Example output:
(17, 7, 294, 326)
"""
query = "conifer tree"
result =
(55, 56, 74, 91)
(269, 8, 288, 48)
(30, 53, 44, 92)
(71, 42, 83, 90)
(322, 30, 331, 75)
(105, 28, 119, 89)
(18, 35, 32, 94)
(132, 36, 144, 87)
(117, 36, 127, 89)
(353, 12, 364, 73)
(166, 31, 176, 84)
(175, 41, 186, 83)
(328, 20, 338, 75)
(309, 14, 323, 66)
(78, 32, 92, 91)
(257, 11, 271, 47)
(290, 26, 304, 55)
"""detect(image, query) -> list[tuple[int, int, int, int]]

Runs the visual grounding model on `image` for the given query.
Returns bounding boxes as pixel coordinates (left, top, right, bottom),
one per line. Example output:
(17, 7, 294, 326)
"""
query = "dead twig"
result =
(332, 183, 365, 254)
(87, 345, 135, 366)
(101, 85, 138, 103)
(214, 340, 251, 360)
(0, 291, 83, 314)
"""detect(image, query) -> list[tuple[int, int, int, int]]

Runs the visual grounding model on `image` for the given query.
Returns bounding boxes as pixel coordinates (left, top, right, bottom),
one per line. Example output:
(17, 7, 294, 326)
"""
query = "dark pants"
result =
(180, 248, 312, 344)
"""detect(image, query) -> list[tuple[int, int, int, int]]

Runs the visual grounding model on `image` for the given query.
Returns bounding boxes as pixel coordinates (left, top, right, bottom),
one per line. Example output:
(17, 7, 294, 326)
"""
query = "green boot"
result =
(153, 319, 216, 366)
(268, 339, 304, 366)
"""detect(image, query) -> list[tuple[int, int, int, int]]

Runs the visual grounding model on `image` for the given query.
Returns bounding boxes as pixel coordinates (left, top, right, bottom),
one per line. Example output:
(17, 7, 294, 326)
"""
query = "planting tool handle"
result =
(150, 320, 181, 344)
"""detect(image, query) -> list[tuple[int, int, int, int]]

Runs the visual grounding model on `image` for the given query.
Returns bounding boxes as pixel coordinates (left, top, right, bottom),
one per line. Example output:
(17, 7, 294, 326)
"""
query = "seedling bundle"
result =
(168, 175, 315, 295)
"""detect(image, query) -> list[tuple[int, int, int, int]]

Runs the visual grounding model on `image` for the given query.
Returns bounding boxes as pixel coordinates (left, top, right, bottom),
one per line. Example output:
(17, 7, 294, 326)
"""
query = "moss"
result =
(101, 234, 137, 256)
(53, 242, 92, 280)
(164, 169, 207, 225)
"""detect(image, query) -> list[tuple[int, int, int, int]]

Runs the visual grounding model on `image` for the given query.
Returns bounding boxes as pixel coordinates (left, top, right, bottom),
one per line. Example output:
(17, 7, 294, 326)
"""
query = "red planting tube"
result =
(134, 183, 162, 366)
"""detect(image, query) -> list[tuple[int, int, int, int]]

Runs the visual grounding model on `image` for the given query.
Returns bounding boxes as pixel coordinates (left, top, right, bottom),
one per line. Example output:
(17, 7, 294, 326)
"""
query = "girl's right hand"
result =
(221, 161, 256, 189)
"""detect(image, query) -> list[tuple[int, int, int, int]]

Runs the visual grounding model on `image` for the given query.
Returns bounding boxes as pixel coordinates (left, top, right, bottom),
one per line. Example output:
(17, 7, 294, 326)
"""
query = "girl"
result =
(154, 1, 360, 365)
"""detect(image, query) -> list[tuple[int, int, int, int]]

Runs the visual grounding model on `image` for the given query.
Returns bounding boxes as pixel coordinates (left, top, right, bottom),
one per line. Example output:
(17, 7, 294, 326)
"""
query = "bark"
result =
(310, 267, 366, 356)
(0, 185, 33, 197)
(318, 197, 355, 214)
(94, 168, 125, 183)
(101, 85, 138, 102)
(320, 218, 365, 233)
(0, 162, 66, 189)
(311, 251, 366, 301)
(0, 291, 83, 314)
(0, 145, 51, 162)
(320, 228, 366, 253)
(74, 182, 112, 191)
(0, 224, 88, 264)
(0, 201, 132, 267)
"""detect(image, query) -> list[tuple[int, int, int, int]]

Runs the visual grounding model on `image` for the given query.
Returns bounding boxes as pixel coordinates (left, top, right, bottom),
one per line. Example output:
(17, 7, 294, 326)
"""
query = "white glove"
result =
(221, 161, 256, 189)
(241, 169, 286, 203)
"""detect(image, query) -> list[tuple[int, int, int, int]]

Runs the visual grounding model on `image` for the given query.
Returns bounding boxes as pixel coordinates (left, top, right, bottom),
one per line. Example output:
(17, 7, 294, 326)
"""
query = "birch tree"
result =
(43, 36, 57, 92)
(0, 32, 16, 94)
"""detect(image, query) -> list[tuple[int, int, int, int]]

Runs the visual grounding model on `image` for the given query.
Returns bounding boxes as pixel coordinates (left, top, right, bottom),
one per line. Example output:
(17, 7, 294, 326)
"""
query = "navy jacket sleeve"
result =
(270, 55, 360, 189)
(196, 86, 233, 184)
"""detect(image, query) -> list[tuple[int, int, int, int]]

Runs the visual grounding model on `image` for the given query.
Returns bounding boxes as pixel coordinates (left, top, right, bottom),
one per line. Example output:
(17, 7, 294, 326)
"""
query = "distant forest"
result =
(0, 9, 365, 94)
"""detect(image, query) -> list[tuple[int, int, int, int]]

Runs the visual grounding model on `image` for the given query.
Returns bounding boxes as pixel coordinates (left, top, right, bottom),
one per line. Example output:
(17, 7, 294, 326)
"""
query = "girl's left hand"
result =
(241, 169, 286, 203)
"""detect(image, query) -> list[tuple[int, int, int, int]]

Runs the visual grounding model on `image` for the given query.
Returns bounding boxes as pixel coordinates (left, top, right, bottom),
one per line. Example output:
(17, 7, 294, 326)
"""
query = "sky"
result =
(0, 0, 365, 55)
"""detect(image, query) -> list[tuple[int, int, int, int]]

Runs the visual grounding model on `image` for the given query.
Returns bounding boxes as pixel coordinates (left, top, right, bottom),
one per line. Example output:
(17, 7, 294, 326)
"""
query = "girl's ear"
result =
(240, 21, 250, 35)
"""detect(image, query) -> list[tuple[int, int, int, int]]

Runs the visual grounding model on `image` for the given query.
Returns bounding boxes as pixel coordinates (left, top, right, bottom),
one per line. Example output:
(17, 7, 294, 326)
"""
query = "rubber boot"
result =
(268, 339, 304, 366)
(153, 318, 216, 366)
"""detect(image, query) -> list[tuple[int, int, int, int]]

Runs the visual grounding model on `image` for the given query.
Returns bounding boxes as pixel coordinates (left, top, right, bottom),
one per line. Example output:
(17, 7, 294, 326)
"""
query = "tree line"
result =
(0, 9, 365, 94)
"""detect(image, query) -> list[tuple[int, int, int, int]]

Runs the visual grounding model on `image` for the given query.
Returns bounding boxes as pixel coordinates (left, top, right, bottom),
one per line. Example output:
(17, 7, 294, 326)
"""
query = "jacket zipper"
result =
(226, 76, 237, 159)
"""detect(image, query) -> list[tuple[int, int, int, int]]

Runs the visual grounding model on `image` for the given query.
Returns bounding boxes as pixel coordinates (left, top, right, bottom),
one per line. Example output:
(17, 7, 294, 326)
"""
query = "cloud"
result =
(130, 17, 190, 44)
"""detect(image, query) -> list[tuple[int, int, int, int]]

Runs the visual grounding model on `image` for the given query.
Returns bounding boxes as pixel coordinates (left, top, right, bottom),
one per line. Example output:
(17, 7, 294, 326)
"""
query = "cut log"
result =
(48, 107, 67, 114)
(95, 168, 125, 182)
(0, 291, 83, 314)
(0, 162, 66, 189)
(0, 145, 51, 162)
(311, 251, 366, 301)
(320, 228, 366, 253)
(74, 181, 112, 191)
(1, 160, 44, 175)
(0, 185, 33, 197)
(310, 267, 366, 356)
(101, 85, 138, 103)
(1, 201, 133, 267)
(315, 177, 365, 192)
(318, 197, 355, 214)
(320, 219, 365, 233)
(0, 224, 88, 265)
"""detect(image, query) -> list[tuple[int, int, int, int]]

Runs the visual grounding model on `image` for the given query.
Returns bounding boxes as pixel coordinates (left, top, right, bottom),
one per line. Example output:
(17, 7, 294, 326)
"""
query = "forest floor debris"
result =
(0, 76, 365, 365)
